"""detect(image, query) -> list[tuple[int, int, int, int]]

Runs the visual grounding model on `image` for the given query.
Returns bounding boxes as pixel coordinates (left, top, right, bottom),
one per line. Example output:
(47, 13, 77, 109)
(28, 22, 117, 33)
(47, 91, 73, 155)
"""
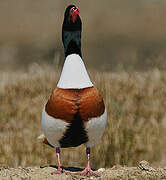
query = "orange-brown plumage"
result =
(45, 86, 105, 123)
(78, 87, 105, 121)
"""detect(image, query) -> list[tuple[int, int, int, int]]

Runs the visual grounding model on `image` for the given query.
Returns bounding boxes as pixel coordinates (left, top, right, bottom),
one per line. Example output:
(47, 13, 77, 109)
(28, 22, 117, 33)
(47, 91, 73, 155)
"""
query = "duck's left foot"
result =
(51, 167, 63, 175)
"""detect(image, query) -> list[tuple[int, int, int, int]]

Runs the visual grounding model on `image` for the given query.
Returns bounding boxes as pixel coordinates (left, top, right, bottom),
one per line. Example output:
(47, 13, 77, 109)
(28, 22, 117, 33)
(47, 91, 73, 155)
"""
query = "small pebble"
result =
(98, 168, 105, 172)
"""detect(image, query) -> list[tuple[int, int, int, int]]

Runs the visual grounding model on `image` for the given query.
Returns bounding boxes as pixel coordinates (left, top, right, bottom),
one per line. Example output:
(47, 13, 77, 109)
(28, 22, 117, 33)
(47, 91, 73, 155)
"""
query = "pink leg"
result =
(51, 147, 63, 175)
(77, 148, 100, 177)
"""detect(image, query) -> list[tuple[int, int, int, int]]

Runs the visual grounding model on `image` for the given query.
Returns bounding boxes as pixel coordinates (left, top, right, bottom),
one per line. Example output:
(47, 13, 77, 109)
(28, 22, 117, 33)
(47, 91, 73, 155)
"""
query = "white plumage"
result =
(57, 54, 93, 89)
(41, 107, 68, 147)
(85, 109, 107, 147)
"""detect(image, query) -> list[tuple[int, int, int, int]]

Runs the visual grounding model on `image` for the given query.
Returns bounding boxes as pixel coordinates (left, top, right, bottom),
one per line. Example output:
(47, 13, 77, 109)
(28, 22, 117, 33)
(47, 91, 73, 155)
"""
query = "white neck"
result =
(57, 54, 93, 89)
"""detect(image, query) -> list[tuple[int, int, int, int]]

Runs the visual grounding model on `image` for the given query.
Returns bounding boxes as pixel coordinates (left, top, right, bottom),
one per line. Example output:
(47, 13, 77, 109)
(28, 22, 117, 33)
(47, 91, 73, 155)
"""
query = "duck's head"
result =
(62, 5, 82, 57)
(64, 5, 80, 23)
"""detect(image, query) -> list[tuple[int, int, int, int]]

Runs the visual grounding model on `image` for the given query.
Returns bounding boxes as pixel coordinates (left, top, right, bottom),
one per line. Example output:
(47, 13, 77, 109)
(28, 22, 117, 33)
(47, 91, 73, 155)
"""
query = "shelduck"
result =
(39, 5, 107, 177)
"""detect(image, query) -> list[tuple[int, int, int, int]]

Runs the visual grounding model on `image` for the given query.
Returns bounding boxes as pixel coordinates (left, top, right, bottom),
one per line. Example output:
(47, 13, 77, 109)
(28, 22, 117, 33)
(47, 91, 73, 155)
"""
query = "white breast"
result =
(57, 54, 93, 89)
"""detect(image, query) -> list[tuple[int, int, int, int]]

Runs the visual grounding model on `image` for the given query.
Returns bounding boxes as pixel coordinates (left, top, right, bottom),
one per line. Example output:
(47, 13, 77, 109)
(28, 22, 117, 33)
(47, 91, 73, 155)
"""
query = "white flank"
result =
(85, 110, 107, 147)
(57, 54, 93, 89)
(41, 107, 68, 147)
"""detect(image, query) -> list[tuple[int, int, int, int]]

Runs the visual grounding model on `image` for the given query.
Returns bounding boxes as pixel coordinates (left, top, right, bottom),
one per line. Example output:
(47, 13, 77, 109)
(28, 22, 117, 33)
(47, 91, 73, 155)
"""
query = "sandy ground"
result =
(0, 161, 166, 180)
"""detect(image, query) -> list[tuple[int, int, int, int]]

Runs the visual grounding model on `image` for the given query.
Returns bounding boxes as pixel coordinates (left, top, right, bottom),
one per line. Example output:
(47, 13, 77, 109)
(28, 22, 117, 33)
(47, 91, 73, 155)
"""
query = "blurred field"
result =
(1, 0, 166, 70)
(0, 64, 166, 168)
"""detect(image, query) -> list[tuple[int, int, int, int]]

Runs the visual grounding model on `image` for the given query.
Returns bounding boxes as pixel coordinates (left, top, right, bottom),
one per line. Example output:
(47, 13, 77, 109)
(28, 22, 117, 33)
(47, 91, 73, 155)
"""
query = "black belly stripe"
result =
(59, 111, 88, 148)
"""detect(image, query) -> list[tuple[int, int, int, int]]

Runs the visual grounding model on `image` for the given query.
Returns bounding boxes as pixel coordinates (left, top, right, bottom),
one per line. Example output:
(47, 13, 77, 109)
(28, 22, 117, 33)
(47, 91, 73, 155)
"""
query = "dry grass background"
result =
(0, 64, 166, 169)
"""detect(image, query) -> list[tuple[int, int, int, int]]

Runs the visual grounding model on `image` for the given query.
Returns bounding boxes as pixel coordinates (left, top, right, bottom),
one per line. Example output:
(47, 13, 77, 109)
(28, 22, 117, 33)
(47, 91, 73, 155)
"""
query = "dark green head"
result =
(62, 5, 82, 57)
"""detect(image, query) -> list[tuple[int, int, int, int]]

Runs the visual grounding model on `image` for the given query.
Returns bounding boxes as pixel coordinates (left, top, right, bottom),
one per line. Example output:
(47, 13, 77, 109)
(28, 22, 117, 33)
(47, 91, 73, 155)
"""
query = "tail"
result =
(37, 134, 54, 148)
